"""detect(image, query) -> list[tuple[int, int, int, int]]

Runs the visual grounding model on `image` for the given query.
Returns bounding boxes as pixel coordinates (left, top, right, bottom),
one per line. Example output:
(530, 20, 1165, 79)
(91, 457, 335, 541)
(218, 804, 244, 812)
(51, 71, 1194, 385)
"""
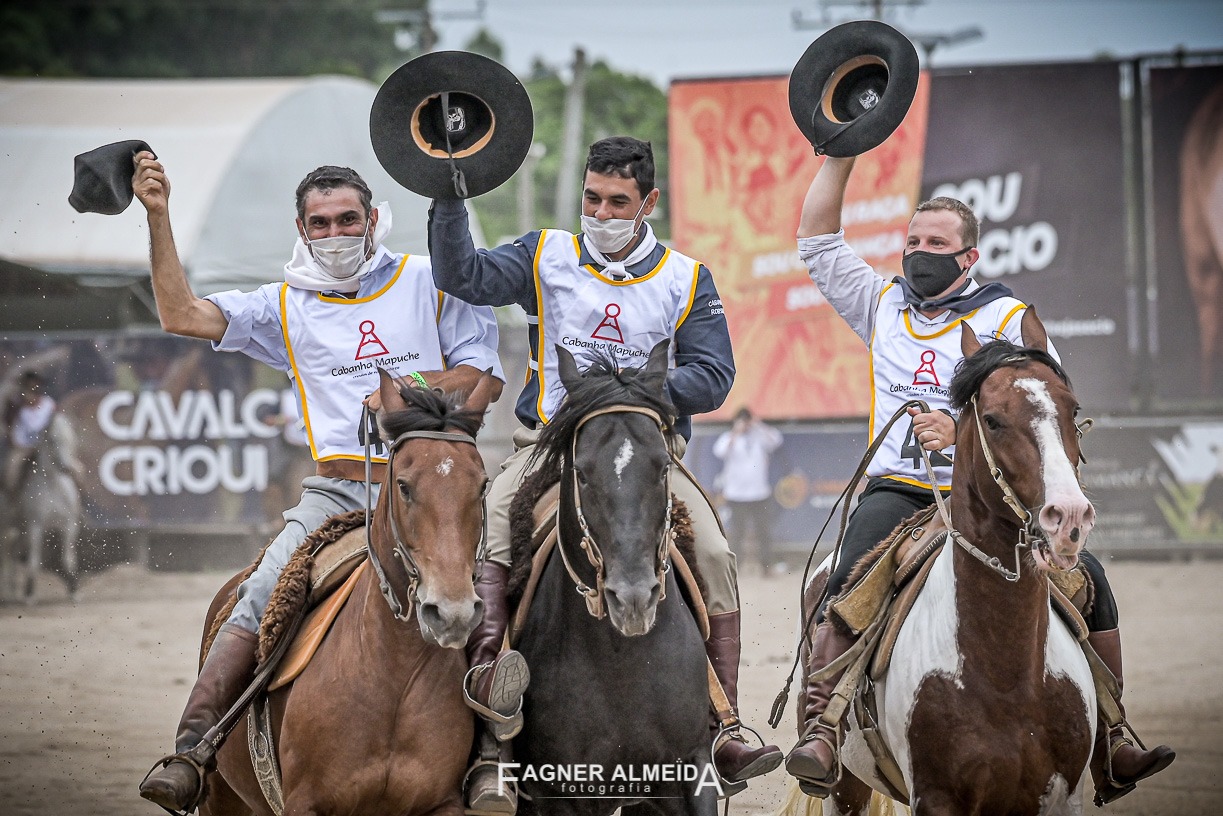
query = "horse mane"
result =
(379, 382, 484, 441)
(529, 351, 676, 481)
(949, 340, 1071, 412)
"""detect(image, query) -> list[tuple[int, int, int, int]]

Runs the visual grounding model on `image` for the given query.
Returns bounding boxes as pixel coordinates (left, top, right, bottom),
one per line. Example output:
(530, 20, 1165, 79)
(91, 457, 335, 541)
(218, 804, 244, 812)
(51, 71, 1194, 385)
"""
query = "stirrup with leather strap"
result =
(789, 718, 843, 797)
(138, 746, 212, 816)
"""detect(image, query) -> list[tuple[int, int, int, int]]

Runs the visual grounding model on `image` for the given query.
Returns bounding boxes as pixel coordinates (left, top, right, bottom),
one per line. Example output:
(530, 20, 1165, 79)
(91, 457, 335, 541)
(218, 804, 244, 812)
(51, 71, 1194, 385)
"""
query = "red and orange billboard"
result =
(669, 73, 930, 420)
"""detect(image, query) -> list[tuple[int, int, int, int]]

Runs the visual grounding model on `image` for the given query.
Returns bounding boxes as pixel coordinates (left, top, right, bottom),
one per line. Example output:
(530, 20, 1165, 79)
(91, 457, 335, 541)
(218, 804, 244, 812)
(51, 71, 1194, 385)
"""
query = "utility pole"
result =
(554, 47, 588, 228)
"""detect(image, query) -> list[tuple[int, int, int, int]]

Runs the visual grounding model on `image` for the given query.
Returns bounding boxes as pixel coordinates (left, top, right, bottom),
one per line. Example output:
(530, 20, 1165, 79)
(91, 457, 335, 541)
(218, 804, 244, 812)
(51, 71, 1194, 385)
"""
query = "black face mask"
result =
(901, 246, 973, 298)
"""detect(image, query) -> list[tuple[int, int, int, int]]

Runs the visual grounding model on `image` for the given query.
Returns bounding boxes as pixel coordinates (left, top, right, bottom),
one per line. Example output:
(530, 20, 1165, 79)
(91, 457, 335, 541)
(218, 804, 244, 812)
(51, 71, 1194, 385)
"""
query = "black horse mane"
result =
(379, 382, 483, 441)
(949, 340, 1071, 412)
(530, 351, 677, 481)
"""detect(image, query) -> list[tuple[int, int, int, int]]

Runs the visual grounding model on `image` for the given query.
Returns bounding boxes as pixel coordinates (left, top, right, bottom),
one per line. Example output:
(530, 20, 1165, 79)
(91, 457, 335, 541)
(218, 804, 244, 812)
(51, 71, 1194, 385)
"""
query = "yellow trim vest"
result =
(281, 255, 446, 463)
(531, 229, 699, 424)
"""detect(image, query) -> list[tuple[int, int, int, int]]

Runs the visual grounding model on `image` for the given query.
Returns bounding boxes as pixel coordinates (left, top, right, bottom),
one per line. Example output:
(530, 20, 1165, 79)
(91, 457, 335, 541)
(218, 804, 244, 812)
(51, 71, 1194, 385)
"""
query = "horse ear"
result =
(640, 338, 670, 392)
(960, 323, 983, 358)
(1020, 304, 1049, 352)
(377, 367, 409, 414)
(462, 368, 496, 418)
(556, 344, 584, 392)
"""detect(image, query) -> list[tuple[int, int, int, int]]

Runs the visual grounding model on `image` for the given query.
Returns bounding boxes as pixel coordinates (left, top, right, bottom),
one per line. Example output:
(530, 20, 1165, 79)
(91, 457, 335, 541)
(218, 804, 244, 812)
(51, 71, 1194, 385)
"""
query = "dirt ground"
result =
(1, 555, 1219, 816)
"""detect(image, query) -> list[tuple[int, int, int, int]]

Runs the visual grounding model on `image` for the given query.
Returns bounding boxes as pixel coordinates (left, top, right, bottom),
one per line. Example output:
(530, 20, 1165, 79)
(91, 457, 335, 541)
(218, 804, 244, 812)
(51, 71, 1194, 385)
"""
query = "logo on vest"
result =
(913, 350, 940, 386)
(355, 320, 389, 360)
(591, 303, 625, 344)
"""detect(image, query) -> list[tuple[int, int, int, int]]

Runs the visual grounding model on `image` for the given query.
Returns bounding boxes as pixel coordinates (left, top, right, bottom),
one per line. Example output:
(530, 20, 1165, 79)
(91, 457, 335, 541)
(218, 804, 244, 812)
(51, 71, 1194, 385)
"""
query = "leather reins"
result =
(362, 409, 488, 623)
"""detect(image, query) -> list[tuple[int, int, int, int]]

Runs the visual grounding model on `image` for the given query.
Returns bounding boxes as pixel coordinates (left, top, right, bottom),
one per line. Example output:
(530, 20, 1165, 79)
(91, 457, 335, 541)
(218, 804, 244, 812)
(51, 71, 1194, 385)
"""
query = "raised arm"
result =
(428, 198, 538, 308)
(797, 156, 856, 239)
(132, 152, 228, 341)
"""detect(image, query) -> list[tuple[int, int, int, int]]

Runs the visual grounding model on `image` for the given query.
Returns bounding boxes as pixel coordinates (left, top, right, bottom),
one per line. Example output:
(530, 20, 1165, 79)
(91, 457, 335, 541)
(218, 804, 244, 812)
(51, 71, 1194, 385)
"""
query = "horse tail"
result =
(769, 778, 910, 816)
(769, 779, 824, 816)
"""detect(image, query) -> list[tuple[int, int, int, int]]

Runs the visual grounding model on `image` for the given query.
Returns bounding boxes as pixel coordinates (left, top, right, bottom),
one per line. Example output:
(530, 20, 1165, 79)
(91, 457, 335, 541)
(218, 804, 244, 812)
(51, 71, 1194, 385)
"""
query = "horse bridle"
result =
(363, 417, 488, 623)
(556, 405, 674, 620)
(922, 394, 1091, 583)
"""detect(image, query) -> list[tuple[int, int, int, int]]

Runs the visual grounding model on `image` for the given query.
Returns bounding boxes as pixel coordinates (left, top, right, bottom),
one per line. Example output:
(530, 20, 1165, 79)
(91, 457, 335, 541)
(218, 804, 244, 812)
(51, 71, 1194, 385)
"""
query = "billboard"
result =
(669, 73, 931, 421)
(921, 61, 1131, 413)
(1148, 62, 1223, 408)
(0, 332, 311, 531)
(670, 62, 1136, 419)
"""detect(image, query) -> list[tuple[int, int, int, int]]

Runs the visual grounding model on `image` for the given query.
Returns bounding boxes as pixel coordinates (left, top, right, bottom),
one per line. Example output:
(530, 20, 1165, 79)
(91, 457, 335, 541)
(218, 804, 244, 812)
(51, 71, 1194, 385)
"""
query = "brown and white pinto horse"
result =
(786, 309, 1098, 816)
(199, 370, 495, 816)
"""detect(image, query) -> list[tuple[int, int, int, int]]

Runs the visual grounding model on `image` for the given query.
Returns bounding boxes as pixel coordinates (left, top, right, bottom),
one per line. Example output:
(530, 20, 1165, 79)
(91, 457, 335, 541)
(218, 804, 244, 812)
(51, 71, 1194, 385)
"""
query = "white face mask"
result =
(306, 223, 371, 281)
(580, 198, 647, 255)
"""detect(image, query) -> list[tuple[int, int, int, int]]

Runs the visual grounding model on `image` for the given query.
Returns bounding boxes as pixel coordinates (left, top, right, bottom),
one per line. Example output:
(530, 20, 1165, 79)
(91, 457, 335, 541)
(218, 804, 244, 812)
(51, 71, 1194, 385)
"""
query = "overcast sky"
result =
(429, 0, 1223, 86)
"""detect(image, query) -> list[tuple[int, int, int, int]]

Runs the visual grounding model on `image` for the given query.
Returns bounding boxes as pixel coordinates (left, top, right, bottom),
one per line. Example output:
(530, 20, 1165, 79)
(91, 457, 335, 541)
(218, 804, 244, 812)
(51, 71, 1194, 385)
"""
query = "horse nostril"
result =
(419, 602, 443, 631)
(1070, 527, 1080, 544)
(1039, 504, 1064, 532)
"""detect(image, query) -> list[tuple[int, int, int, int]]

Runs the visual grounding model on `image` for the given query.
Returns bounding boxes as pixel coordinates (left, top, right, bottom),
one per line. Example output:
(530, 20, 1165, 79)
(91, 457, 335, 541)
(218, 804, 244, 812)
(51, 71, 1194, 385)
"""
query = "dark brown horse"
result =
(785, 309, 1097, 816)
(512, 342, 718, 815)
(199, 371, 495, 815)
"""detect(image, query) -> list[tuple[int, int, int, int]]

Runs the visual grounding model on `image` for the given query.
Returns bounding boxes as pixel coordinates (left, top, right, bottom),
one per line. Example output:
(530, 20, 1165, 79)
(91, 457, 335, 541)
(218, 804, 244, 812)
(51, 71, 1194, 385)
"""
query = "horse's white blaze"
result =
(613, 437, 634, 481)
(1015, 378, 1085, 509)
(868, 545, 962, 795)
(435, 456, 454, 476)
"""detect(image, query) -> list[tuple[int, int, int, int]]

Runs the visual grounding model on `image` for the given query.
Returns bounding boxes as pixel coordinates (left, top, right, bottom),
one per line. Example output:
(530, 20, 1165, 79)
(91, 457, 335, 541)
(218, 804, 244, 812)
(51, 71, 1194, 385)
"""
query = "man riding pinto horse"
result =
(782, 155, 1177, 806)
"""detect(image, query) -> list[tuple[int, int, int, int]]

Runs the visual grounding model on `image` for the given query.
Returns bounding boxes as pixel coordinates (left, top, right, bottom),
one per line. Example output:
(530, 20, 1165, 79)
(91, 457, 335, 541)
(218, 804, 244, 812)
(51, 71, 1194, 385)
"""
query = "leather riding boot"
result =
(139, 624, 259, 812)
(464, 726, 518, 815)
(464, 562, 530, 742)
(1087, 628, 1176, 805)
(784, 621, 857, 798)
(707, 610, 784, 786)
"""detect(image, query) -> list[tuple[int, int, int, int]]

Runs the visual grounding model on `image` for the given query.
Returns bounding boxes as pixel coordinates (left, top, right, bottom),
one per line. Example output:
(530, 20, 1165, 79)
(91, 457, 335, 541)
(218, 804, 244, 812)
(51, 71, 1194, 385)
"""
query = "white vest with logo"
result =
(281, 255, 445, 463)
(532, 229, 700, 423)
(869, 283, 1032, 488)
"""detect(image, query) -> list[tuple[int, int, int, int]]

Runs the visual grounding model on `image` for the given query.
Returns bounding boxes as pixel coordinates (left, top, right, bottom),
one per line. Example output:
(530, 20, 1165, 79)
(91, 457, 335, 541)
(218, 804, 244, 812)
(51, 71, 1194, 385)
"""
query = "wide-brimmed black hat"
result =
(68, 140, 154, 214)
(370, 51, 533, 200)
(789, 21, 919, 157)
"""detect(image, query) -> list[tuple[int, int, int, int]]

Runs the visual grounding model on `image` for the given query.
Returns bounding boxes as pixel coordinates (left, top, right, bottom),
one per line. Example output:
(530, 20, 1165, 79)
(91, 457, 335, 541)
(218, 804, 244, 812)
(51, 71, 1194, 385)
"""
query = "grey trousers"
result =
(485, 427, 739, 615)
(227, 475, 381, 633)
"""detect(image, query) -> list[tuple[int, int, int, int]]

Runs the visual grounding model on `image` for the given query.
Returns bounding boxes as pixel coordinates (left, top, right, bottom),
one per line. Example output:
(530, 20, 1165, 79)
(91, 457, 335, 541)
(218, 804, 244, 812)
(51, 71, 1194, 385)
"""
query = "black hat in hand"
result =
(68, 139, 154, 215)
(370, 51, 533, 200)
(789, 21, 920, 157)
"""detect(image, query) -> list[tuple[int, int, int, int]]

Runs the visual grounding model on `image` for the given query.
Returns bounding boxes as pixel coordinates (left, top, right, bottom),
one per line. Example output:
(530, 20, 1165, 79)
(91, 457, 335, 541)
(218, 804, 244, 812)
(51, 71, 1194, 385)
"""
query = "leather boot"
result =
(139, 624, 259, 812)
(1087, 628, 1176, 805)
(707, 610, 784, 788)
(463, 562, 530, 742)
(464, 726, 518, 815)
(784, 621, 857, 798)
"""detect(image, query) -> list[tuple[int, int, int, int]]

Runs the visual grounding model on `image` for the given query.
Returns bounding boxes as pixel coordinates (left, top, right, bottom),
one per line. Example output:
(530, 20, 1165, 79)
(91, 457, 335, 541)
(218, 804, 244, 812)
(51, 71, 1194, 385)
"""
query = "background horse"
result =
(785, 309, 1097, 816)
(199, 371, 495, 815)
(513, 342, 717, 816)
(2, 413, 82, 604)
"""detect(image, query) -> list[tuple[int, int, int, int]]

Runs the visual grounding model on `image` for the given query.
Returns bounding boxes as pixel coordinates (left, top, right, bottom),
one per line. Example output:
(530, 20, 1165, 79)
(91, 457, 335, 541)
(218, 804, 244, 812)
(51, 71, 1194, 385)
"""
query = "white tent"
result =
(0, 76, 479, 295)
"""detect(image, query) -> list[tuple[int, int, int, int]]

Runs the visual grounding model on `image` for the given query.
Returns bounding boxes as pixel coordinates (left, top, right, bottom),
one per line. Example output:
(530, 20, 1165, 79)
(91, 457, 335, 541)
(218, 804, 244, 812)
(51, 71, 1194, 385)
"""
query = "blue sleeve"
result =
(204, 284, 290, 371)
(668, 264, 735, 418)
(428, 198, 540, 310)
(436, 290, 506, 382)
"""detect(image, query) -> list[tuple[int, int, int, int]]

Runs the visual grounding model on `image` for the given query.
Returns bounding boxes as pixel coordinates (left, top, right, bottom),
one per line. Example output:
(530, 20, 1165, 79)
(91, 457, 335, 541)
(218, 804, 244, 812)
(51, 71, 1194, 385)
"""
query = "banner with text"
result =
(669, 73, 931, 420)
(1, 332, 312, 531)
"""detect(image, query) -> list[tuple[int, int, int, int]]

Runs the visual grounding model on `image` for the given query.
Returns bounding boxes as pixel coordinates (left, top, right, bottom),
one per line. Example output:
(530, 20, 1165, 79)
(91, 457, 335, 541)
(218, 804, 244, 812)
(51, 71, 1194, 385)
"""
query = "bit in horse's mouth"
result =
(1033, 536, 1078, 572)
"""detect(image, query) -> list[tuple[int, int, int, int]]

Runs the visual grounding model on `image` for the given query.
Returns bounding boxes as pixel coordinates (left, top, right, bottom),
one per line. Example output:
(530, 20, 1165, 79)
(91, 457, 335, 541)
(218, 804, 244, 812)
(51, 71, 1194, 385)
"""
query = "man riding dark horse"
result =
(430, 135, 783, 811)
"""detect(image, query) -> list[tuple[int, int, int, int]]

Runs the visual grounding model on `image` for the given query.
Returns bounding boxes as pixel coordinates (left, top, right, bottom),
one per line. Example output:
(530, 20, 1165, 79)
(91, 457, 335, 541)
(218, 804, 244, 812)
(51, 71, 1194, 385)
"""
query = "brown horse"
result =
(198, 370, 495, 815)
(785, 309, 1097, 816)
